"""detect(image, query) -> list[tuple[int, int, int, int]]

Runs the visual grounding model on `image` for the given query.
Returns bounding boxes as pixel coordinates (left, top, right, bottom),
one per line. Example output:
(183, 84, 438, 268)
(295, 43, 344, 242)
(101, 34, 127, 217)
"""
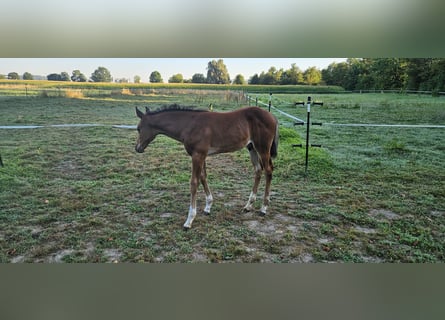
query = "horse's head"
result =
(135, 107, 156, 153)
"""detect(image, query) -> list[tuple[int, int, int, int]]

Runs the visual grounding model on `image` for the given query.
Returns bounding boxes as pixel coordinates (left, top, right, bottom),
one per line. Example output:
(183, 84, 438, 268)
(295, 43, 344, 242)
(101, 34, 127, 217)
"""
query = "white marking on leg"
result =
(260, 204, 268, 215)
(260, 196, 270, 215)
(204, 194, 213, 214)
(243, 192, 256, 211)
(183, 206, 197, 229)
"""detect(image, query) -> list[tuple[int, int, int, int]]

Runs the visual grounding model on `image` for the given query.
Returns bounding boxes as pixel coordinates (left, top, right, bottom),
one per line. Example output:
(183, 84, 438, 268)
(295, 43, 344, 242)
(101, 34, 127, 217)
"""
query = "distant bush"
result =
(40, 90, 51, 98)
(64, 89, 84, 99)
(130, 88, 144, 95)
(39, 88, 84, 99)
(224, 91, 244, 104)
(110, 88, 134, 96)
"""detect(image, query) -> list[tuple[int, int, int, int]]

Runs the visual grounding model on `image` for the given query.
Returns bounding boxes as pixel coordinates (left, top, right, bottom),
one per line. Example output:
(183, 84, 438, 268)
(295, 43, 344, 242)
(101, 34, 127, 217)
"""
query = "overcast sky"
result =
(0, 58, 347, 82)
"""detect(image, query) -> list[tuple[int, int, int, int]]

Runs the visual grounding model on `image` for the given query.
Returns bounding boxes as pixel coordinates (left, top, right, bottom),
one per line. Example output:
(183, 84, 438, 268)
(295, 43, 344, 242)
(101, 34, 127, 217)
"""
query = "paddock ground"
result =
(1, 91, 444, 262)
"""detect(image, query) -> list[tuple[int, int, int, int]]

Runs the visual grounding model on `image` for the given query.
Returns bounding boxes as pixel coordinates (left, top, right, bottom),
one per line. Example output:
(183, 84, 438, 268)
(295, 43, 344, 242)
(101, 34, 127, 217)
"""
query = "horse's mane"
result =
(145, 103, 208, 115)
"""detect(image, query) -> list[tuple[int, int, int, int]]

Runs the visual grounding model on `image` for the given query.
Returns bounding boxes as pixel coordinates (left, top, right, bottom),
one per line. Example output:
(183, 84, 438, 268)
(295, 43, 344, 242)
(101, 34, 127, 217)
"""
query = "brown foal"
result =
(135, 104, 278, 229)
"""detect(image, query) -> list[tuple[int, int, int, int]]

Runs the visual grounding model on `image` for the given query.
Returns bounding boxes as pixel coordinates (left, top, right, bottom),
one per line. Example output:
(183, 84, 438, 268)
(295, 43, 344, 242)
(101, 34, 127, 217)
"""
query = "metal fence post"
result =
(305, 97, 311, 173)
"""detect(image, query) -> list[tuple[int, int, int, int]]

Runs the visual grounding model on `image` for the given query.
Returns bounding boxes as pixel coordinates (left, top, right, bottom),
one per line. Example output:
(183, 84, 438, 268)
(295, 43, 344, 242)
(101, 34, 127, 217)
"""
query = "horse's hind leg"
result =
(260, 156, 273, 216)
(243, 143, 262, 212)
(201, 161, 213, 215)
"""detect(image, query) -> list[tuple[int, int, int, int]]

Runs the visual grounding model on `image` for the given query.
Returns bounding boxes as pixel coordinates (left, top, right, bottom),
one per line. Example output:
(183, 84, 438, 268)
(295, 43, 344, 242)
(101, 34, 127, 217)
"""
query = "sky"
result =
(0, 58, 347, 82)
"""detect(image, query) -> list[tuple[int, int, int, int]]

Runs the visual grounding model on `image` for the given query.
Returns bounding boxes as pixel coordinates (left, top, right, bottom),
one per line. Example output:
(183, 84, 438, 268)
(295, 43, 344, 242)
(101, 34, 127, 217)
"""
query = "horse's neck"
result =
(151, 112, 186, 141)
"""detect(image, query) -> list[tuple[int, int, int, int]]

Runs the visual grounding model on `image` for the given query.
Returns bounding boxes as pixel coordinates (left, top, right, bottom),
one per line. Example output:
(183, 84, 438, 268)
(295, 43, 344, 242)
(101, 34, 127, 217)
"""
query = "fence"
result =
(246, 93, 325, 174)
(246, 92, 445, 175)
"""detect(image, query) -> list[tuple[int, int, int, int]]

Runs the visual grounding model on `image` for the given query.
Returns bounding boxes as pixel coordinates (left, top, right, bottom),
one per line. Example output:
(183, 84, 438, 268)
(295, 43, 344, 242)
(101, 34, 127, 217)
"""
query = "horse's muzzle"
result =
(135, 144, 145, 153)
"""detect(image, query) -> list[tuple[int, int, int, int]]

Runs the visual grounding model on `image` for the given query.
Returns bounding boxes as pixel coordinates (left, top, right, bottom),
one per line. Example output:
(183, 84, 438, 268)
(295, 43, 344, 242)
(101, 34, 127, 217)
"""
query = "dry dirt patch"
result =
(369, 209, 400, 220)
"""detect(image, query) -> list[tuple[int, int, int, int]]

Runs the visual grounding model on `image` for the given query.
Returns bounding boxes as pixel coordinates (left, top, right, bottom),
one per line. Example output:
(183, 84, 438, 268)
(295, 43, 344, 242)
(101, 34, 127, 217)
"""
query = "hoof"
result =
(183, 222, 192, 230)
(258, 211, 266, 217)
(203, 210, 210, 216)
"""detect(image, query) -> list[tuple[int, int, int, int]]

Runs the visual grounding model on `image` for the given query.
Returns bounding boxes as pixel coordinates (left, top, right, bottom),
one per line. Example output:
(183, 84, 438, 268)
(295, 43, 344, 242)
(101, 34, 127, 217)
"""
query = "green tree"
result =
(149, 71, 163, 83)
(134, 75, 141, 83)
(406, 58, 440, 91)
(322, 62, 348, 88)
(60, 72, 70, 81)
(91, 66, 112, 82)
(304, 67, 322, 85)
(23, 72, 33, 80)
(429, 58, 445, 92)
(280, 63, 303, 85)
(249, 74, 260, 84)
(233, 74, 246, 85)
(260, 67, 283, 85)
(191, 73, 206, 83)
(321, 63, 334, 85)
(347, 58, 372, 90)
(8, 72, 20, 80)
(168, 73, 184, 83)
(405, 58, 445, 92)
(71, 70, 87, 82)
(372, 58, 407, 90)
(47, 73, 62, 81)
(206, 59, 230, 84)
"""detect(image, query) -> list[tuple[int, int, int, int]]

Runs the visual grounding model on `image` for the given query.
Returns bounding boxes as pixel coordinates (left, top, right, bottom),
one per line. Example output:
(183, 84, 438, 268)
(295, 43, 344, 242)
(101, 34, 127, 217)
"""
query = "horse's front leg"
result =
(244, 168, 261, 212)
(183, 153, 204, 229)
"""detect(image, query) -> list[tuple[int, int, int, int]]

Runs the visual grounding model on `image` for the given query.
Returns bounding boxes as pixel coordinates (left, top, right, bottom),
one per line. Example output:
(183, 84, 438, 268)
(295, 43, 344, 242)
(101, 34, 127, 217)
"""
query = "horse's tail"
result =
(270, 122, 279, 159)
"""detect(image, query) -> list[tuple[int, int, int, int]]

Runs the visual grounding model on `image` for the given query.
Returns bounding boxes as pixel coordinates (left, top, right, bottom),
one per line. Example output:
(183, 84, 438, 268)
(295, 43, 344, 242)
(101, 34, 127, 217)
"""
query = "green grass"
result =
(1, 88, 444, 262)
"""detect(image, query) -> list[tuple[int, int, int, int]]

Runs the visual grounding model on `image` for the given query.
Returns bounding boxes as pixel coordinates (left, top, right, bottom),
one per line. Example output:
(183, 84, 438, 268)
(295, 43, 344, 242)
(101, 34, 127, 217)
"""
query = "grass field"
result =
(1, 86, 444, 262)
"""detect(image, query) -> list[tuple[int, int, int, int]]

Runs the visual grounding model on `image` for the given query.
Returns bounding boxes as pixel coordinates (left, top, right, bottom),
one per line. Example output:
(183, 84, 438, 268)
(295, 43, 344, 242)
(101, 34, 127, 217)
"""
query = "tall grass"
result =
(0, 79, 345, 94)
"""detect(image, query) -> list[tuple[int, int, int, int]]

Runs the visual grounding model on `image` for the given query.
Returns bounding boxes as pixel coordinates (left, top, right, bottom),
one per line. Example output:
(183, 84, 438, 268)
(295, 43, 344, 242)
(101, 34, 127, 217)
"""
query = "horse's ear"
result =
(136, 107, 144, 119)
(145, 106, 150, 114)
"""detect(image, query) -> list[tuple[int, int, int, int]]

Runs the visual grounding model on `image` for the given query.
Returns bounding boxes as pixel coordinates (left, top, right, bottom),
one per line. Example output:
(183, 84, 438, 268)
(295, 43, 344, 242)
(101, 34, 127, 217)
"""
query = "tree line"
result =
(2, 58, 444, 93)
(248, 58, 445, 93)
(322, 58, 445, 93)
(1, 60, 234, 84)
